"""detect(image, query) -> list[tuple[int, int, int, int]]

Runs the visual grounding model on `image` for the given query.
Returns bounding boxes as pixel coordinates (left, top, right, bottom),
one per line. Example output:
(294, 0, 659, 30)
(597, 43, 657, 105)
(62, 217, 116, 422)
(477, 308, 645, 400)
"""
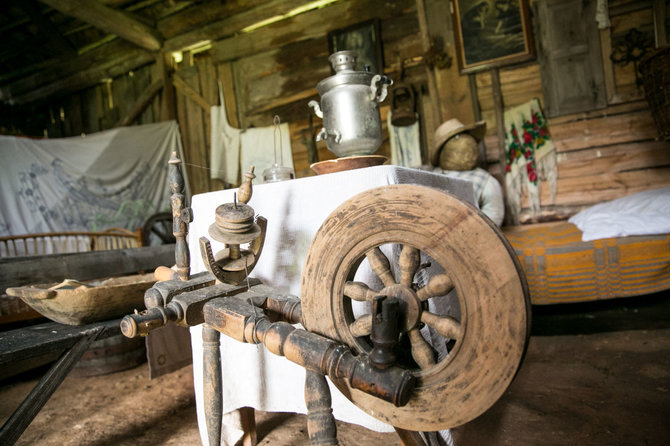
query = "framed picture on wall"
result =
(452, 0, 534, 73)
(328, 19, 383, 74)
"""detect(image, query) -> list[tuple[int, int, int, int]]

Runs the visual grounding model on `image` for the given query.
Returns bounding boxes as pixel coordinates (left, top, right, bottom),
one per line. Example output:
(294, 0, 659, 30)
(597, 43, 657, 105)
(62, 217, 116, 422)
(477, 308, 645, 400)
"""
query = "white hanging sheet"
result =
(0, 121, 182, 239)
(210, 84, 293, 186)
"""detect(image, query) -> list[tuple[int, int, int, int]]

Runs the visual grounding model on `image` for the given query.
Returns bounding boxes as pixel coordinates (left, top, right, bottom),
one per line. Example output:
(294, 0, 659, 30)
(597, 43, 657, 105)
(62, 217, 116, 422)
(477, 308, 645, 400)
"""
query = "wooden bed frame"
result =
(503, 221, 670, 305)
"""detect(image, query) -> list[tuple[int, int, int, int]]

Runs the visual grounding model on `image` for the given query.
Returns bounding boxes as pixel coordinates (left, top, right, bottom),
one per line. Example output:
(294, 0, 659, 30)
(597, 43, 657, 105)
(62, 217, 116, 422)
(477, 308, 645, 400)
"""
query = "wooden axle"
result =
(203, 296, 416, 407)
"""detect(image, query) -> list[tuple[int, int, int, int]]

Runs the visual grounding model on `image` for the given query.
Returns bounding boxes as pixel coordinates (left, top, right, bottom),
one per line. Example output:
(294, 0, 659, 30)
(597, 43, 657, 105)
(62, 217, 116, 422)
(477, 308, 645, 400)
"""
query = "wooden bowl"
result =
(6, 273, 156, 325)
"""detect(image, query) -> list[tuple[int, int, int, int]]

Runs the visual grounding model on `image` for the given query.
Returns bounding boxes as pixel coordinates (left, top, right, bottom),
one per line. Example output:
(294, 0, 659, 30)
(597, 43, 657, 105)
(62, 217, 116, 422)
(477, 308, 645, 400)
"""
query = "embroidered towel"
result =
(504, 98, 557, 223)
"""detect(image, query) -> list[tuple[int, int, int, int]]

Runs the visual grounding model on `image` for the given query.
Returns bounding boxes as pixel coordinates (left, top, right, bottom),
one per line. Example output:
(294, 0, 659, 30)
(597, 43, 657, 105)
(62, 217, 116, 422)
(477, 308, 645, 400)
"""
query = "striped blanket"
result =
(503, 221, 670, 305)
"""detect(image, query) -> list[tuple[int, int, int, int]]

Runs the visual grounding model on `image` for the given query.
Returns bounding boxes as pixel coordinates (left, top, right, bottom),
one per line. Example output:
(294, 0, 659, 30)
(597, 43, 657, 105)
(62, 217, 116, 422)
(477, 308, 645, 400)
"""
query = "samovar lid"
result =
(316, 50, 376, 95)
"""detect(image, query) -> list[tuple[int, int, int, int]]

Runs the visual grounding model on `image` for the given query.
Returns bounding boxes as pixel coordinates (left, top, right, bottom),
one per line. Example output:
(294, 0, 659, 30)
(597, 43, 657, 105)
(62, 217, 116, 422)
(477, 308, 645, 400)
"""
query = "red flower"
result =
(506, 164, 511, 172)
(512, 128, 518, 137)
(539, 128, 547, 136)
(532, 114, 538, 124)
(510, 150, 515, 161)
(523, 131, 532, 144)
(526, 163, 533, 173)
(525, 149, 532, 158)
(529, 171, 537, 182)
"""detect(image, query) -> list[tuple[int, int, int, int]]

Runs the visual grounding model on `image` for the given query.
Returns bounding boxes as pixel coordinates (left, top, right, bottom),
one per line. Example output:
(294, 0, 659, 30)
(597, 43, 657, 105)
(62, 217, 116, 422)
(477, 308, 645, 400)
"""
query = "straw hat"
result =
(431, 118, 487, 166)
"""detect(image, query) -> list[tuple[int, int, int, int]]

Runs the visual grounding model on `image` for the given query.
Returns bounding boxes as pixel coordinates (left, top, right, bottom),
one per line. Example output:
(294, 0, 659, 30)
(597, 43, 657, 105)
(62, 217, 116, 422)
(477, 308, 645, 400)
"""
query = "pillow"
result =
(568, 187, 670, 241)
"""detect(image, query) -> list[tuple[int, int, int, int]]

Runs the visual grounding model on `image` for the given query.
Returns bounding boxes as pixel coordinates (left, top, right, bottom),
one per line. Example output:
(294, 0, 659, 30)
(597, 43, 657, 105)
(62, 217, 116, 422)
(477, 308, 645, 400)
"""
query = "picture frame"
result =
(328, 19, 384, 74)
(452, 0, 534, 73)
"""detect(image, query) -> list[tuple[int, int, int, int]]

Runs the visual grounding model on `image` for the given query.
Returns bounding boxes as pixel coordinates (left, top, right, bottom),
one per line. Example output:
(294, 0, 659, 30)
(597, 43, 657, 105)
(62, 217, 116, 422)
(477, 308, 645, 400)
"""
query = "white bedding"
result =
(568, 187, 670, 241)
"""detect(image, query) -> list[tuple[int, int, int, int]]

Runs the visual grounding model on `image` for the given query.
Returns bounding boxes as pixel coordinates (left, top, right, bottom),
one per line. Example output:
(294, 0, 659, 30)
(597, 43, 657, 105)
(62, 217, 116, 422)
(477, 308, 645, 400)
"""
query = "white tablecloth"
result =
(189, 165, 475, 445)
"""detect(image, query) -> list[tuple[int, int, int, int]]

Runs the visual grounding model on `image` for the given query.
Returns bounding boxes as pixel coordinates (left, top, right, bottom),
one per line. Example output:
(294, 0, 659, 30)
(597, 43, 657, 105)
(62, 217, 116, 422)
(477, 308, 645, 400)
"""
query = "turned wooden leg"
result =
(239, 406, 257, 446)
(305, 370, 337, 445)
(203, 325, 222, 446)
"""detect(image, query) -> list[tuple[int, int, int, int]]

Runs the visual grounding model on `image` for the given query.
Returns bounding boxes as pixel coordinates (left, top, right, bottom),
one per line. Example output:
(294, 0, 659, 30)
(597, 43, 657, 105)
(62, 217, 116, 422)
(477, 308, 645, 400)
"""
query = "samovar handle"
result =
(308, 100, 323, 119)
(369, 74, 393, 103)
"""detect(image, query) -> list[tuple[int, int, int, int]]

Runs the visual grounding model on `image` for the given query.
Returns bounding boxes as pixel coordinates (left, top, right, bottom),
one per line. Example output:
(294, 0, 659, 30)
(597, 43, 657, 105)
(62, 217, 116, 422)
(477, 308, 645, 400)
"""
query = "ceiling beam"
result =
(0, 40, 154, 104)
(38, 0, 163, 52)
(18, 0, 77, 57)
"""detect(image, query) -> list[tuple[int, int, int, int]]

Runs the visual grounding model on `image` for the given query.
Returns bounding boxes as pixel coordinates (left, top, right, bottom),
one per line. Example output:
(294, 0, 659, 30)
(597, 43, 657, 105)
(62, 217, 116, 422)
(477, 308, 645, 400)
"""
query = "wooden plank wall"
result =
(42, 63, 158, 138)
(476, 0, 670, 223)
(42, 0, 669, 224)
(210, 0, 425, 180)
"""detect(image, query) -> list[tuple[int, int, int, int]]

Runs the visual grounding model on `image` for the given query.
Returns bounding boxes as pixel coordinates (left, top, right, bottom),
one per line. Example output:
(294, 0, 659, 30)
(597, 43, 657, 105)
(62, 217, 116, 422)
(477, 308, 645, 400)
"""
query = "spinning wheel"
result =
(141, 212, 176, 246)
(301, 185, 531, 431)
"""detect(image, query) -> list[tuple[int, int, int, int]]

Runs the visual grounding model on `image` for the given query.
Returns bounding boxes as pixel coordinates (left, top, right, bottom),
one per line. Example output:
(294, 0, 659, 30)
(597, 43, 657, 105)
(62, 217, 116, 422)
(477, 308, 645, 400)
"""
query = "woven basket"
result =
(640, 45, 670, 140)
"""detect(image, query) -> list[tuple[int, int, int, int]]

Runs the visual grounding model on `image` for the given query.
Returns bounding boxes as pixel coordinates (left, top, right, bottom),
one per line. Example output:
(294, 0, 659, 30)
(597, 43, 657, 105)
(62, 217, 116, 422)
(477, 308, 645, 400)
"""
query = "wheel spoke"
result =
(349, 314, 373, 337)
(421, 312, 462, 340)
(153, 226, 172, 243)
(366, 247, 396, 287)
(344, 281, 379, 301)
(398, 245, 420, 286)
(408, 328, 436, 369)
(416, 274, 454, 301)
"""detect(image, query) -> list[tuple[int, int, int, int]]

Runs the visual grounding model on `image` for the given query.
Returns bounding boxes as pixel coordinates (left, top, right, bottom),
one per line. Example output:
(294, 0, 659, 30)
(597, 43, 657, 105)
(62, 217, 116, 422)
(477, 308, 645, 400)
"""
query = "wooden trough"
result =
(6, 273, 155, 326)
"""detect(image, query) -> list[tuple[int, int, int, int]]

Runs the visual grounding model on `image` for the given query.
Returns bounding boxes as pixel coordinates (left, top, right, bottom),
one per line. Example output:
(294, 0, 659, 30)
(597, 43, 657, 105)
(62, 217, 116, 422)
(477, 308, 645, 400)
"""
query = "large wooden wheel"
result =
(300, 185, 531, 431)
(141, 212, 176, 246)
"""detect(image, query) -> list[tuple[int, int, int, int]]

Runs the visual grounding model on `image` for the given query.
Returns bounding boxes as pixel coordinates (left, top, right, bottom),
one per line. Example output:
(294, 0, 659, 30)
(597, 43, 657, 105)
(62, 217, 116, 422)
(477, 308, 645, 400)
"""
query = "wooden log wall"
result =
(28, 0, 670, 223)
(476, 0, 670, 224)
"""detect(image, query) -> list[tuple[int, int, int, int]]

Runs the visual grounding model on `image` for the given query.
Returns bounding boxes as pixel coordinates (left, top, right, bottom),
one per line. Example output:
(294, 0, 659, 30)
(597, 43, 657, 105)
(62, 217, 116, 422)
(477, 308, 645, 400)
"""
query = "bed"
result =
(503, 187, 670, 305)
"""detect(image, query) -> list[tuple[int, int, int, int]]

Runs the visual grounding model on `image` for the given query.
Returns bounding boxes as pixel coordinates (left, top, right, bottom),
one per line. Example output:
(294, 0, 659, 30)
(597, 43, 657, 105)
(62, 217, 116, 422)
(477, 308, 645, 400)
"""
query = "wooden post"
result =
(653, 0, 668, 47)
(416, 0, 442, 128)
(599, 28, 617, 103)
(469, 73, 487, 166)
(490, 68, 510, 224)
(158, 52, 177, 121)
(490, 68, 506, 171)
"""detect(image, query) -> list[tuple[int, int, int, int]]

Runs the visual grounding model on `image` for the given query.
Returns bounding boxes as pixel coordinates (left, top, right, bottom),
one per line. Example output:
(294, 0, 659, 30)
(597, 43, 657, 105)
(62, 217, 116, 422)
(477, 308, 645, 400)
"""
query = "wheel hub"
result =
(379, 284, 421, 332)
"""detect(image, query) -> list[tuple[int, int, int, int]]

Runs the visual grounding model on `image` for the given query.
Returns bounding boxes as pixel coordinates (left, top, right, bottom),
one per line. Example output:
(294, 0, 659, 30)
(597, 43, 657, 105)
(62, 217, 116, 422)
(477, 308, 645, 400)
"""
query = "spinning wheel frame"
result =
(301, 185, 531, 431)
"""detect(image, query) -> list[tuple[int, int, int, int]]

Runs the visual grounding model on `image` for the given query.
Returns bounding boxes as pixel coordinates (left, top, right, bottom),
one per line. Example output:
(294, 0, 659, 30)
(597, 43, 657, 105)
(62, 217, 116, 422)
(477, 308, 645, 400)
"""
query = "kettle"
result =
(308, 51, 392, 158)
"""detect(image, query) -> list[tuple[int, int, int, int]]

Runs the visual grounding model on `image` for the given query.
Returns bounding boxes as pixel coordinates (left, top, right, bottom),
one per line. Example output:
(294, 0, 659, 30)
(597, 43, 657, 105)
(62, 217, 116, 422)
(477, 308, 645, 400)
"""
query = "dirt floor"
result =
(1, 292, 669, 446)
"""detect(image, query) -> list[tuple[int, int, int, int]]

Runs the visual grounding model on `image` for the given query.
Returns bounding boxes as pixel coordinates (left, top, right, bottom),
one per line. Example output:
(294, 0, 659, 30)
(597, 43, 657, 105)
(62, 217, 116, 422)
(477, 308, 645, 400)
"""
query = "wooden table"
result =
(0, 319, 121, 446)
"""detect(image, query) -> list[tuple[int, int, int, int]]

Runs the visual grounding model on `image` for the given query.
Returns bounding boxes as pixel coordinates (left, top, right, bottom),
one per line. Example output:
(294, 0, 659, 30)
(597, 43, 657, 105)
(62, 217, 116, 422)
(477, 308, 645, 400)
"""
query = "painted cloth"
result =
(388, 110, 422, 168)
(0, 121, 181, 237)
(504, 98, 557, 224)
(210, 83, 293, 186)
(427, 166, 505, 227)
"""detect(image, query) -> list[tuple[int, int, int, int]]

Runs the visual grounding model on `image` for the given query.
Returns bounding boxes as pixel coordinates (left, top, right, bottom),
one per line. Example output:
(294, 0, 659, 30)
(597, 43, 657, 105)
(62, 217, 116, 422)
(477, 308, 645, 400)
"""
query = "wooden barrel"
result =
(72, 334, 146, 377)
